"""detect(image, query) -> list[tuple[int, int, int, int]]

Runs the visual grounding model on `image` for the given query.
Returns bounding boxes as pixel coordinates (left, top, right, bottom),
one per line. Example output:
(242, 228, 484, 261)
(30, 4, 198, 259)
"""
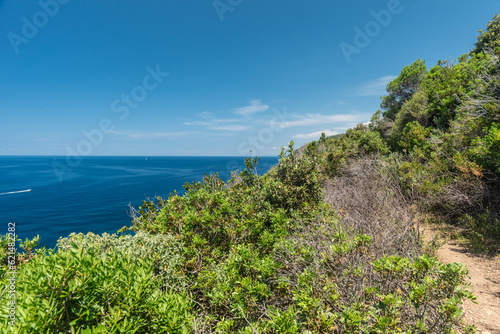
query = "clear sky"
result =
(1, 0, 498, 156)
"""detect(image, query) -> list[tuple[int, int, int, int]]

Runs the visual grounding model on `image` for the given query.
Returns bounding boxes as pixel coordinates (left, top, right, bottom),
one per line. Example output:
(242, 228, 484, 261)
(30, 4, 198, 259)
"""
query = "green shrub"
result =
(398, 121, 432, 152)
(470, 122, 500, 174)
(322, 124, 388, 176)
(265, 142, 323, 211)
(0, 247, 192, 333)
(57, 231, 187, 291)
(457, 210, 500, 253)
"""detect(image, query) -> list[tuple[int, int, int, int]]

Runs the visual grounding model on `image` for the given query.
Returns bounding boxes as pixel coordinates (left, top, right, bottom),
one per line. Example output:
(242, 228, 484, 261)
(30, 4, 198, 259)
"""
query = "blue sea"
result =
(0, 156, 278, 249)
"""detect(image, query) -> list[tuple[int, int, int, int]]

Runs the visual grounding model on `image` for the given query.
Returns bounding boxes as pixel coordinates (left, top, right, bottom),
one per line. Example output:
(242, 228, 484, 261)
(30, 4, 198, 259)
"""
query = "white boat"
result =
(0, 189, 31, 195)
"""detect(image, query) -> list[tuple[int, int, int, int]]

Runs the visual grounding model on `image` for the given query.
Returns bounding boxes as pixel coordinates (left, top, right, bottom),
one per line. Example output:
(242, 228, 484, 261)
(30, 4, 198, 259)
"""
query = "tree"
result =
(389, 90, 429, 148)
(381, 59, 427, 120)
(473, 14, 500, 55)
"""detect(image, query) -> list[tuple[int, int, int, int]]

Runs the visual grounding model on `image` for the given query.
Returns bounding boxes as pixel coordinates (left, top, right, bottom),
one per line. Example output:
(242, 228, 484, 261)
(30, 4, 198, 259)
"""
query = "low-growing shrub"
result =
(57, 231, 187, 291)
(0, 246, 192, 333)
(456, 209, 500, 253)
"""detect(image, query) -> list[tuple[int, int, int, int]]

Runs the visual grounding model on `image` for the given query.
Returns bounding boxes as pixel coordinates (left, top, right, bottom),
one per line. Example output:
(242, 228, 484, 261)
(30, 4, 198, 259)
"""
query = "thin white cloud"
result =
(326, 101, 347, 107)
(273, 113, 369, 128)
(185, 101, 264, 132)
(293, 129, 338, 139)
(197, 111, 213, 119)
(209, 125, 250, 131)
(110, 131, 197, 138)
(355, 75, 396, 96)
(184, 120, 210, 126)
(184, 118, 247, 131)
(233, 99, 269, 116)
(206, 132, 237, 137)
(184, 116, 239, 127)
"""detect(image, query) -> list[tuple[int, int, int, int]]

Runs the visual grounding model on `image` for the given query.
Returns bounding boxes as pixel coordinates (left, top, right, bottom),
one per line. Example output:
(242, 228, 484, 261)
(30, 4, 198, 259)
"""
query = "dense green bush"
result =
(469, 122, 500, 174)
(57, 231, 187, 291)
(319, 124, 388, 176)
(0, 246, 192, 333)
(358, 15, 500, 247)
(126, 144, 474, 332)
(456, 210, 500, 253)
(265, 142, 323, 211)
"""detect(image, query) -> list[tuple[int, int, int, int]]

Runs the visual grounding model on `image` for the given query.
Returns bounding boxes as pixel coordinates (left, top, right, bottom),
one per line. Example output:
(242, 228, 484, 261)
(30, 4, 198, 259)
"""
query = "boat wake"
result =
(0, 189, 31, 196)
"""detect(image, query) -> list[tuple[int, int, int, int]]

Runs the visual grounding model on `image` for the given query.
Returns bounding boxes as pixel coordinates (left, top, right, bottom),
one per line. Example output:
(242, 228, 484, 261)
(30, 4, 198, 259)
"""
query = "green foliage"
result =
(398, 121, 432, 152)
(381, 59, 427, 119)
(266, 141, 323, 211)
(322, 124, 388, 176)
(0, 247, 192, 333)
(456, 210, 500, 254)
(18, 235, 41, 263)
(57, 231, 187, 290)
(127, 142, 328, 330)
(240, 156, 260, 187)
(123, 136, 473, 332)
(419, 55, 490, 129)
(473, 13, 500, 54)
(469, 122, 500, 174)
(0, 233, 41, 287)
(389, 89, 429, 147)
(361, 15, 500, 246)
(0, 234, 16, 287)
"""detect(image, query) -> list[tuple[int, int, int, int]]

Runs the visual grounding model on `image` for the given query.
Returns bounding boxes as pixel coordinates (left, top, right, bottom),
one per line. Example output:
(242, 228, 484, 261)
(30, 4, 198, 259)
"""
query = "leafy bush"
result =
(470, 122, 500, 174)
(398, 121, 432, 152)
(322, 124, 388, 176)
(265, 142, 323, 211)
(126, 146, 475, 332)
(0, 247, 192, 333)
(389, 90, 430, 148)
(456, 210, 500, 253)
(271, 218, 475, 333)
(57, 231, 187, 291)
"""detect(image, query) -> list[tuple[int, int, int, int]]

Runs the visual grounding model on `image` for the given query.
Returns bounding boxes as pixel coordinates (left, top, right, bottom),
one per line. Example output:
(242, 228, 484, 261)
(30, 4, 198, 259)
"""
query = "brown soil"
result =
(423, 226, 500, 334)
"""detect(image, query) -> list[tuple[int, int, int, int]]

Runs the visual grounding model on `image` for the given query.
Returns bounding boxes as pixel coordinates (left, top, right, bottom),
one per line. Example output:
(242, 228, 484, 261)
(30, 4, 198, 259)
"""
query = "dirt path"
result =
(433, 237, 500, 333)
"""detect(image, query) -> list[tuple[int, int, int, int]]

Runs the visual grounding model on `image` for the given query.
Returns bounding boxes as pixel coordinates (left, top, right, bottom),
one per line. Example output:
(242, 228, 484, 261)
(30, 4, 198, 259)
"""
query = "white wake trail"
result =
(0, 189, 31, 196)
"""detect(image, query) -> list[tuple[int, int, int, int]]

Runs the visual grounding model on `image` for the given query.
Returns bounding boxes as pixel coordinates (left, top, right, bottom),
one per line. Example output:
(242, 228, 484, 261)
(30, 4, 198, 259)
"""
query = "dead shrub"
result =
(323, 155, 420, 258)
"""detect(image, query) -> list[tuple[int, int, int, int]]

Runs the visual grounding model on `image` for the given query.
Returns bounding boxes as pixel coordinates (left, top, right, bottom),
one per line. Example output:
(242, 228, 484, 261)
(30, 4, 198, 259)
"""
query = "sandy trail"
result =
(434, 239, 500, 333)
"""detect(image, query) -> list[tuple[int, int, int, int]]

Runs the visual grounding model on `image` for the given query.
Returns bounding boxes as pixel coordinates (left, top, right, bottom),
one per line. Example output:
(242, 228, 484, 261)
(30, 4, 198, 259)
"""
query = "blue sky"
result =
(1, 0, 498, 156)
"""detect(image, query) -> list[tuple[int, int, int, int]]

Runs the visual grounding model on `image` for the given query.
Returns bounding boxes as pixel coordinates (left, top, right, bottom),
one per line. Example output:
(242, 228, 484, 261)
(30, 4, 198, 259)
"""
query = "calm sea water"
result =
(0, 156, 278, 248)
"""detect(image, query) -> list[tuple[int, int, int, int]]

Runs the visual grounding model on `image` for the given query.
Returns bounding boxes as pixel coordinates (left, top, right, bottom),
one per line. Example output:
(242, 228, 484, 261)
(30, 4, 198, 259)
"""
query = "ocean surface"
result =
(0, 156, 278, 249)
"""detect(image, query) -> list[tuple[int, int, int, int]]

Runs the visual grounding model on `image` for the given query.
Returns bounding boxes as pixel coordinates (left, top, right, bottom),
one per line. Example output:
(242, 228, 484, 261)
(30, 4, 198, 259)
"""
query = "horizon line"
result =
(0, 155, 279, 158)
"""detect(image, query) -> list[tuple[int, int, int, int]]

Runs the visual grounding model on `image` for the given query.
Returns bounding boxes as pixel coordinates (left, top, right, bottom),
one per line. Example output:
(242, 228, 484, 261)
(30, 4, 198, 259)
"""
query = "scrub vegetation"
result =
(1, 14, 499, 334)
